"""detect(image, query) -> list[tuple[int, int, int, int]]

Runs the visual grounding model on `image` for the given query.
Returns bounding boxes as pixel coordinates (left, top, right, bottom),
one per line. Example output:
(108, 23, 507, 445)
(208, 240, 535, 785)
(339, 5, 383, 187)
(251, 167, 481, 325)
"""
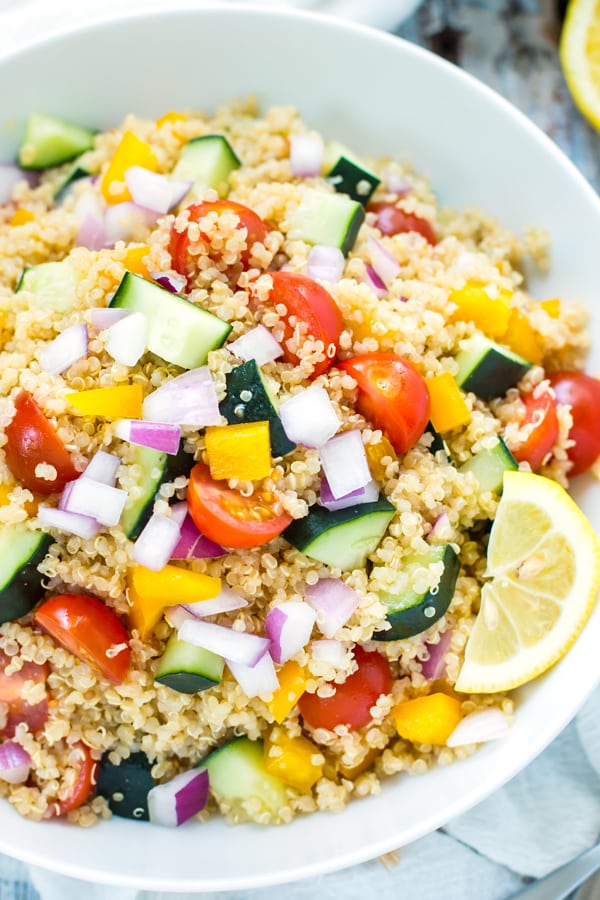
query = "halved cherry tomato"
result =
(34, 594, 131, 685)
(48, 741, 98, 818)
(338, 352, 430, 455)
(187, 462, 292, 549)
(548, 371, 600, 475)
(4, 391, 79, 494)
(298, 646, 392, 731)
(169, 200, 268, 282)
(367, 201, 437, 245)
(510, 387, 559, 470)
(0, 650, 49, 739)
(252, 272, 343, 378)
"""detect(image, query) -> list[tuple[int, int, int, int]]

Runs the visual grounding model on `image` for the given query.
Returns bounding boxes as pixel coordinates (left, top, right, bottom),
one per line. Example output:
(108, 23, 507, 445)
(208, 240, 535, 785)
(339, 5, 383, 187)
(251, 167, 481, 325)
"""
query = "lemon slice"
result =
(560, 0, 600, 130)
(455, 471, 600, 693)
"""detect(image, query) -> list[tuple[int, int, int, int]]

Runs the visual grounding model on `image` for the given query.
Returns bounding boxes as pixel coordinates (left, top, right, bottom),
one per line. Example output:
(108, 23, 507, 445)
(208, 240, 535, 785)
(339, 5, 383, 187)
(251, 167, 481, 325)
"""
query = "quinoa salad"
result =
(0, 100, 597, 829)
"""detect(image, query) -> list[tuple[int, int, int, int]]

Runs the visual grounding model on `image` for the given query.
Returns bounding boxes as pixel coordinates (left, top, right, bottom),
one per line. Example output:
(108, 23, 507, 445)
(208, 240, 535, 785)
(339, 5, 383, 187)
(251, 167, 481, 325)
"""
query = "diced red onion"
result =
(265, 601, 316, 664)
(90, 308, 132, 330)
(178, 618, 270, 667)
(319, 429, 371, 500)
(58, 481, 75, 511)
(142, 367, 221, 427)
(164, 605, 194, 631)
(38, 323, 88, 375)
(226, 652, 279, 699)
(115, 419, 181, 455)
(62, 477, 128, 527)
(37, 505, 101, 539)
(310, 639, 348, 666)
(0, 164, 24, 204)
(290, 134, 324, 177)
(304, 579, 360, 638)
(183, 586, 248, 618)
(364, 263, 387, 298)
(227, 325, 283, 366)
(73, 192, 106, 250)
(420, 629, 453, 681)
(307, 245, 345, 283)
(279, 385, 341, 448)
(427, 512, 453, 542)
(170, 509, 226, 560)
(148, 767, 209, 827)
(367, 235, 400, 289)
(82, 450, 121, 486)
(384, 171, 413, 196)
(133, 513, 181, 571)
(105, 311, 148, 367)
(320, 475, 379, 512)
(446, 708, 510, 748)
(104, 201, 159, 245)
(0, 741, 31, 784)
(125, 166, 192, 215)
(150, 271, 187, 295)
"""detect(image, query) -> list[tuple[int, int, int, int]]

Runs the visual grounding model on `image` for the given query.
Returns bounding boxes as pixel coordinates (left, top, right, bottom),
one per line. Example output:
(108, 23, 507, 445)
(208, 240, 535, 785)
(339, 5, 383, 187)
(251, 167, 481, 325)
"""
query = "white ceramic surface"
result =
(0, 6, 599, 892)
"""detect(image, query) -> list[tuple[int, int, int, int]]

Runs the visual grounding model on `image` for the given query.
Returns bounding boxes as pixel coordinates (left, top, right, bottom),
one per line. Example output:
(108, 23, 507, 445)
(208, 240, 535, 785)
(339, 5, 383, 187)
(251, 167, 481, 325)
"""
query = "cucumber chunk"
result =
(459, 437, 518, 494)
(287, 188, 365, 255)
(324, 141, 380, 205)
(121, 444, 192, 539)
(373, 544, 460, 641)
(171, 134, 240, 199)
(219, 359, 295, 458)
(16, 259, 81, 313)
(425, 422, 450, 460)
(18, 113, 95, 170)
(0, 527, 51, 625)
(96, 751, 155, 820)
(203, 737, 289, 823)
(455, 334, 531, 400)
(284, 496, 395, 571)
(54, 162, 92, 202)
(155, 633, 224, 694)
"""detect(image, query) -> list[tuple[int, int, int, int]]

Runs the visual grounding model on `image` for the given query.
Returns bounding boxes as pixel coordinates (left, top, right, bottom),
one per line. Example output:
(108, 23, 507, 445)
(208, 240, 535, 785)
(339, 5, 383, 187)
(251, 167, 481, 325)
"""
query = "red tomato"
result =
(511, 387, 559, 470)
(4, 391, 79, 494)
(368, 201, 437, 245)
(169, 200, 268, 282)
(187, 463, 292, 550)
(298, 646, 393, 731)
(48, 741, 98, 817)
(34, 594, 131, 685)
(0, 650, 49, 739)
(338, 352, 430, 455)
(548, 371, 600, 475)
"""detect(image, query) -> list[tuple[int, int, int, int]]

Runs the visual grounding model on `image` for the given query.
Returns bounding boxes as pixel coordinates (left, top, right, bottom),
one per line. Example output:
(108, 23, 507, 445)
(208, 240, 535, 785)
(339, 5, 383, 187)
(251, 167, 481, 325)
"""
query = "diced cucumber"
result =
(18, 113, 95, 170)
(96, 751, 155, 820)
(109, 272, 232, 369)
(284, 496, 395, 571)
(219, 359, 295, 458)
(16, 259, 81, 312)
(287, 188, 365, 255)
(0, 527, 51, 625)
(324, 141, 380, 206)
(155, 632, 224, 694)
(121, 444, 192, 539)
(425, 422, 449, 460)
(455, 334, 531, 400)
(54, 162, 92, 202)
(171, 134, 240, 199)
(373, 544, 460, 641)
(203, 737, 289, 823)
(459, 437, 518, 494)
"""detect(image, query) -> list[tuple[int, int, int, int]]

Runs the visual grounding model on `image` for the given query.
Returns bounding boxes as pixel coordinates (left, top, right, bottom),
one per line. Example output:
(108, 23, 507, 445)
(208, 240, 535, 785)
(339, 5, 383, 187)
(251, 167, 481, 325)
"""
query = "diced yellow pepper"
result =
(541, 298, 561, 318)
(156, 111, 188, 127)
(66, 385, 143, 418)
(128, 563, 221, 638)
(264, 727, 323, 792)
(122, 244, 151, 278)
(101, 132, 159, 205)
(205, 421, 272, 481)
(365, 434, 396, 481)
(393, 692, 463, 746)
(338, 746, 380, 780)
(267, 661, 307, 724)
(9, 208, 35, 227)
(501, 308, 543, 365)
(449, 282, 512, 338)
(0, 484, 41, 517)
(426, 373, 471, 433)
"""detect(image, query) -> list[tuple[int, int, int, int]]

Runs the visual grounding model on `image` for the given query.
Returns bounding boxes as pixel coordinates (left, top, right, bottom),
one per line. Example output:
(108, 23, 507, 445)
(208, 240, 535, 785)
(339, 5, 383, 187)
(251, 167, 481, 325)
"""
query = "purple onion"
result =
(319, 429, 372, 500)
(38, 323, 88, 375)
(105, 311, 148, 367)
(265, 602, 316, 664)
(0, 741, 31, 784)
(226, 653, 279, 699)
(304, 579, 360, 638)
(319, 475, 379, 512)
(62, 477, 127, 527)
(170, 510, 226, 560)
(38, 505, 101, 540)
(279, 385, 341, 448)
(82, 450, 121, 487)
(367, 235, 400, 288)
(446, 708, 509, 747)
(124, 166, 192, 215)
(177, 618, 270, 668)
(420, 629, 453, 681)
(150, 272, 187, 294)
(364, 263, 387, 297)
(148, 768, 209, 827)
(90, 308, 132, 330)
(290, 134, 324, 177)
(183, 587, 248, 618)
(115, 419, 181, 456)
(133, 514, 182, 571)
(141, 367, 221, 427)
(307, 245, 345, 283)
(227, 324, 283, 366)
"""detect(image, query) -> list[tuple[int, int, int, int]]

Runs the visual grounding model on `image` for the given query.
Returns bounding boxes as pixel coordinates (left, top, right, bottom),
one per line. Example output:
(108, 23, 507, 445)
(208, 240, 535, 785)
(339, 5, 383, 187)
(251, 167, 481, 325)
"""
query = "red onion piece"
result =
(226, 652, 279, 699)
(73, 192, 106, 250)
(384, 171, 413, 195)
(150, 272, 187, 295)
(90, 308, 132, 330)
(38, 322, 88, 375)
(183, 586, 248, 618)
(133, 513, 181, 571)
(227, 325, 283, 366)
(420, 629, 453, 681)
(105, 311, 148, 367)
(170, 510, 226, 560)
(148, 767, 209, 827)
(0, 164, 24, 204)
(320, 475, 379, 511)
(290, 134, 324, 177)
(104, 201, 159, 245)
(307, 245, 345, 283)
(164, 605, 194, 631)
(427, 512, 452, 542)
(63, 478, 128, 527)
(178, 618, 270, 668)
(279, 385, 341, 448)
(125, 166, 192, 215)
(304, 579, 360, 638)
(82, 450, 121, 486)
(0, 741, 31, 784)
(265, 601, 316, 664)
(319, 429, 371, 499)
(38, 506, 101, 539)
(141, 367, 221, 427)
(367, 235, 400, 288)
(364, 263, 387, 297)
(310, 639, 348, 666)
(446, 708, 510, 748)
(115, 419, 181, 455)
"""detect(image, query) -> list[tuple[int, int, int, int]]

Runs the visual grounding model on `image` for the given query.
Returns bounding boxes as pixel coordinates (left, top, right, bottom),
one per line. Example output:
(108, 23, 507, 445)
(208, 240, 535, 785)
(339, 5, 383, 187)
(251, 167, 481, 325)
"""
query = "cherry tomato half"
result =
(338, 352, 430, 455)
(169, 200, 268, 283)
(367, 201, 437, 245)
(0, 650, 49, 739)
(4, 391, 79, 494)
(510, 387, 559, 470)
(252, 272, 344, 378)
(187, 463, 292, 550)
(34, 594, 131, 685)
(47, 741, 98, 818)
(298, 646, 393, 731)
(548, 371, 600, 476)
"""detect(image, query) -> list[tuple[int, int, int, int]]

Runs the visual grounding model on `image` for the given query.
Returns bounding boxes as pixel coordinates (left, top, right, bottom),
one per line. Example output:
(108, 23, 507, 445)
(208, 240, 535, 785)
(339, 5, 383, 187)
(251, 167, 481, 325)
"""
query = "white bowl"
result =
(1, 5, 599, 892)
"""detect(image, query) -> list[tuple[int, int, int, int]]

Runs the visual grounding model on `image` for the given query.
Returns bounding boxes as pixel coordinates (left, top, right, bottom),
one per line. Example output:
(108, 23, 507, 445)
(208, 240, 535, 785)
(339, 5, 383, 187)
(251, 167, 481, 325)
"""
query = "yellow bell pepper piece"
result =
(264, 727, 323, 792)
(338, 746, 380, 780)
(541, 298, 561, 318)
(66, 385, 143, 419)
(156, 111, 187, 127)
(449, 282, 512, 338)
(365, 434, 396, 481)
(393, 692, 463, 746)
(128, 563, 221, 638)
(122, 244, 151, 278)
(426, 373, 471, 433)
(0, 484, 40, 517)
(501, 308, 543, 365)
(9, 208, 35, 227)
(267, 661, 307, 724)
(101, 132, 159, 205)
(205, 421, 272, 481)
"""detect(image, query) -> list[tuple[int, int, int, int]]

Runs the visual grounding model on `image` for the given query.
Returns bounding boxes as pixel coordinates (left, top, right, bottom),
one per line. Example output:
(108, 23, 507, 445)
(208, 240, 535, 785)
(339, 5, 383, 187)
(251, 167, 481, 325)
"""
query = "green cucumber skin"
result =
(155, 633, 224, 695)
(327, 156, 380, 206)
(172, 134, 240, 198)
(122, 446, 193, 540)
(459, 437, 518, 494)
(425, 422, 449, 460)
(54, 164, 91, 202)
(340, 203, 366, 255)
(203, 737, 288, 820)
(155, 671, 219, 694)
(0, 531, 51, 625)
(455, 338, 531, 401)
(96, 751, 154, 821)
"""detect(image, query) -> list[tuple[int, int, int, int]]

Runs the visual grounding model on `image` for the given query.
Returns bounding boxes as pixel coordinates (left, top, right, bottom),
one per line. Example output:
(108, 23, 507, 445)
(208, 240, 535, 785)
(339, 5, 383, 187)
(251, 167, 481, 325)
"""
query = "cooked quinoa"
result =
(0, 100, 590, 827)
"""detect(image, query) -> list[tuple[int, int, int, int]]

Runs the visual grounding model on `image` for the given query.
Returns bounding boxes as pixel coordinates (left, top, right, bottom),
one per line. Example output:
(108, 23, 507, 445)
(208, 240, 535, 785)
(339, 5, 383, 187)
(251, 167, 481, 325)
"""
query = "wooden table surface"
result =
(397, 0, 600, 193)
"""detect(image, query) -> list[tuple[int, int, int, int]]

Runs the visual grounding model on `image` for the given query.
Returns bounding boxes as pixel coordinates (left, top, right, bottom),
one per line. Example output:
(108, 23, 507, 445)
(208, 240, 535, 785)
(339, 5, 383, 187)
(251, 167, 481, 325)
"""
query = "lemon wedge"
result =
(455, 471, 600, 693)
(560, 0, 600, 130)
